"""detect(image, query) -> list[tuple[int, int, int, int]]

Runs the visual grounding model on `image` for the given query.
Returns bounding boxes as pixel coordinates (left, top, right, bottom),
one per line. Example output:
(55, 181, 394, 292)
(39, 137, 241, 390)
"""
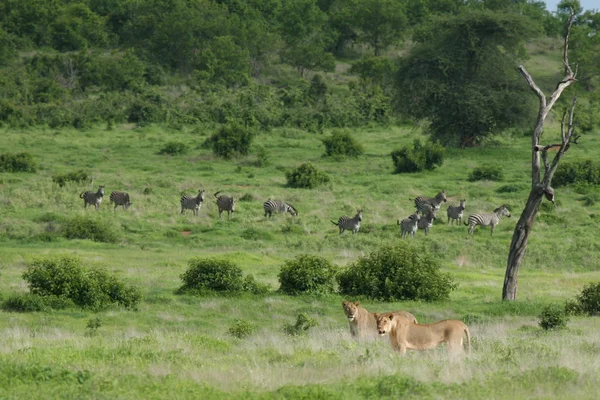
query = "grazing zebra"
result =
(263, 200, 298, 218)
(417, 208, 437, 235)
(180, 189, 205, 216)
(331, 210, 363, 234)
(398, 213, 420, 239)
(214, 191, 235, 219)
(465, 205, 511, 235)
(80, 185, 105, 210)
(412, 190, 447, 215)
(109, 191, 131, 211)
(447, 200, 466, 225)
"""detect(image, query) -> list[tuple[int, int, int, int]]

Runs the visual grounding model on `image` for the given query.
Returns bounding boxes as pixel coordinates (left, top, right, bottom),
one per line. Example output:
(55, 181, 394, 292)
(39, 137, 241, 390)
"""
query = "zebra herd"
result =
(79, 186, 511, 236)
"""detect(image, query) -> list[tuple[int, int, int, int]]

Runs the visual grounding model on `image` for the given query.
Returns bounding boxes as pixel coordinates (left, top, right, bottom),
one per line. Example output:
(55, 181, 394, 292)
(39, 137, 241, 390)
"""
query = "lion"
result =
(342, 301, 417, 339)
(374, 312, 471, 354)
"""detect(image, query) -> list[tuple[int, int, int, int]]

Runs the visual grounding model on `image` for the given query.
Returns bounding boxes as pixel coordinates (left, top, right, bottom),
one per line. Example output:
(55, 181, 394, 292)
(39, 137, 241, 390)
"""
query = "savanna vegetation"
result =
(1, 0, 600, 399)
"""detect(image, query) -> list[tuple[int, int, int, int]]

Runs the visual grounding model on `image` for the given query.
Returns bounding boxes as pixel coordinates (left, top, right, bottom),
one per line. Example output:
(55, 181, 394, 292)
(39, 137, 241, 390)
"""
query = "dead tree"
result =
(502, 10, 578, 301)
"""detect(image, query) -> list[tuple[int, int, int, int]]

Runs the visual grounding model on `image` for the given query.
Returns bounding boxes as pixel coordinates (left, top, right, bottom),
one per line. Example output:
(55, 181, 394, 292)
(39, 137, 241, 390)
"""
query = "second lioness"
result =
(342, 301, 417, 339)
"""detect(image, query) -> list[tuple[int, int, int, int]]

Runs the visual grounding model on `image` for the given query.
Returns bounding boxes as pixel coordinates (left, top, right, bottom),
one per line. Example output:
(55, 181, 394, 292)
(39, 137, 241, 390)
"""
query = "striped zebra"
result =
(79, 185, 105, 210)
(331, 210, 362, 235)
(214, 191, 235, 219)
(109, 191, 131, 211)
(447, 200, 466, 225)
(263, 200, 298, 218)
(180, 189, 205, 216)
(465, 205, 511, 235)
(417, 208, 437, 235)
(412, 190, 447, 215)
(398, 213, 420, 239)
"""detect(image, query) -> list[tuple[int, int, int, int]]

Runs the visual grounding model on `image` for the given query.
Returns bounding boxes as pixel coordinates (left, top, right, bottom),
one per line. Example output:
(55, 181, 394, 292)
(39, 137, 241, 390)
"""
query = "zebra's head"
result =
(198, 189, 205, 202)
(287, 204, 298, 216)
(426, 208, 436, 221)
(410, 213, 421, 222)
(437, 190, 447, 203)
(495, 205, 511, 218)
(98, 185, 105, 196)
(459, 199, 466, 210)
(356, 210, 363, 221)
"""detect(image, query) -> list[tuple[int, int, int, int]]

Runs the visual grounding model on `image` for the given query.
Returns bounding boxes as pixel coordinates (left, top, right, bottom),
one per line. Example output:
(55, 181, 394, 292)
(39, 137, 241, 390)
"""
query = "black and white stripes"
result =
(465, 205, 511, 235)
(331, 210, 363, 234)
(214, 191, 236, 219)
(180, 189, 205, 216)
(413, 190, 447, 215)
(109, 191, 131, 211)
(417, 208, 437, 235)
(263, 200, 298, 218)
(80, 185, 105, 209)
(447, 200, 466, 225)
(398, 213, 420, 239)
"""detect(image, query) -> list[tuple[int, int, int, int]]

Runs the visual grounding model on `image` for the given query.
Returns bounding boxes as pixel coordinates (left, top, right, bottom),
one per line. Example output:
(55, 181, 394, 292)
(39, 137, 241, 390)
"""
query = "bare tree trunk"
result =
(502, 10, 578, 301)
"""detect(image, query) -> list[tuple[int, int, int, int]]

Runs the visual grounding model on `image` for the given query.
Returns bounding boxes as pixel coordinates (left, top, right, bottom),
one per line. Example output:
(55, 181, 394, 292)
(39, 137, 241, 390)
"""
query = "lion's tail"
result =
(464, 326, 471, 354)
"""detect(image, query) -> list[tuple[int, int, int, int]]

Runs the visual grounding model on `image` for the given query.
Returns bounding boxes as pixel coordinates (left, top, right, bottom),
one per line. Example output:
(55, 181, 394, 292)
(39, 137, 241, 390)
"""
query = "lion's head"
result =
(374, 313, 396, 336)
(342, 301, 360, 321)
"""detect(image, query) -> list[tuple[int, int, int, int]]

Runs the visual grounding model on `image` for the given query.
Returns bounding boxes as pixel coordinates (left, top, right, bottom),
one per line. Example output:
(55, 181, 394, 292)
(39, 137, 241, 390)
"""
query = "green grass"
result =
(1, 106, 600, 399)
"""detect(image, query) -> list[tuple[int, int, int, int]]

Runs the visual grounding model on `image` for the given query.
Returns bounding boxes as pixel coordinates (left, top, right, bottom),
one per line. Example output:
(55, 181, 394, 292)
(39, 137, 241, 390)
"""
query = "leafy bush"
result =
(63, 216, 119, 243)
(496, 184, 526, 193)
(242, 275, 272, 295)
(337, 243, 456, 301)
(180, 257, 244, 293)
(22, 255, 141, 310)
(85, 317, 103, 337)
(283, 313, 318, 336)
(158, 141, 188, 156)
(228, 320, 254, 339)
(0, 152, 37, 173)
(575, 282, 600, 316)
(539, 304, 568, 330)
(286, 162, 330, 189)
(554, 160, 600, 187)
(1, 293, 74, 312)
(468, 164, 504, 181)
(391, 139, 445, 173)
(52, 170, 89, 187)
(204, 123, 254, 159)
(322, 130, 364, 158)
(578, 192, 600, 207)
(278, 255, 337, 295)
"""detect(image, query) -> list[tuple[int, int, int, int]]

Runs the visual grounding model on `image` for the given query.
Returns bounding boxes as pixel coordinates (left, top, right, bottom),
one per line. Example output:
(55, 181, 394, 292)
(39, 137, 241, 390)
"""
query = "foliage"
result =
(22, 255, 141, 310)
(158, 141, 189, 156)
(242, 275, 272, 295)
(285, 162, 330, 189)
(337, 243, 457, 301)
(179, 257, 244, 293)
(391, 139, 445, 173)
(1, 293, 74, 312)
(468, 164, 504, 181)
(63, 216, 120, 243)
(205, 123, 255, 159)
(228, 319, 254, 339)
(349, 56, 397, 90)
(283, 312, 318, 336)
(52, 170, 89, 187)
(0, 152, 37, 173)
(575, 282, 600, 316)
(553, 160, 600, 187)
(321, 130, 364, 158)
(538, 304, 569, 330)
(85, 317, 103, 336)
(350, 0, 408, 55)
(278, 255, 337, 295)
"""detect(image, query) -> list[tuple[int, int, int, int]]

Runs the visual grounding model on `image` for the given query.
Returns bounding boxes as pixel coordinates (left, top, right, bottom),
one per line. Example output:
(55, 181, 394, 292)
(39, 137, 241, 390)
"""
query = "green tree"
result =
(352, 0, 407, 55)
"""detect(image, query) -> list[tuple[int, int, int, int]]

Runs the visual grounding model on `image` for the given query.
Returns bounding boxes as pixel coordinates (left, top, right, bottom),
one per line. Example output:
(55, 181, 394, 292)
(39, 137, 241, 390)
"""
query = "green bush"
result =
(278, 255, 337, 295)
(158, 141, 188, 156)
(286, 162, 330, 189)
(63, 216, 119, 243)
(337, 243, 457, 302)
(391, 139, 445, 173)
(0, 293, 74, 312)
(204, 123, 254, 159)
(322, 130, 364, 158)
(52, 170, 89, 187)
(468, 164, 504, 181)
(554, 160, 600, 187)
(242, 275, 272, 295)
(0, 152, 37, 173)
(283, 313, 318, 336)
(576, 282, 600, 316)
(539, 304, 568, 330)
(228, 320, 254, 339)
(22, 255, 141, 310)
(496, 184, 526, 193)
(180, 257, 244, 293)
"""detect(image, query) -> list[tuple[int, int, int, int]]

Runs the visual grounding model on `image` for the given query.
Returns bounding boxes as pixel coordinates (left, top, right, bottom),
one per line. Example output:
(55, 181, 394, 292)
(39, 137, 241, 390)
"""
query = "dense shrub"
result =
(576, 282, 600, 316)
(539, 304, 568, 330)
(158, 141, 188, 156)
(242, 275, 272, 295)
(468, 164, 504, 181)
(0, 152, 37, 173)
(204, 123, 255, 159)
(179, 258, 244, 293)
(228, 320, 254, 339)
(22, 255, 141, 310)
(496, 184, 526, 193)
(391, 139, 445, 173)
(278, 255, 337, 295)
(322, 130, 364, 158)
(283, 313, 318, 336)
(63, 216, 119, 243)
(337, 243, 456, 301)
(1, 293, 74, 312)
(554, 160, 600, 187)
(52, 170, 89, 187)
(286, 162, 330, 189)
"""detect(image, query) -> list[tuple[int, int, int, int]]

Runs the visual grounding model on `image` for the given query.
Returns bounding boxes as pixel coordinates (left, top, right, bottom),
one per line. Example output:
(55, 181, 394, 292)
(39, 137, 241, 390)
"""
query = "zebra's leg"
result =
(181, 207, 185, 214)
(468, 225, 475, 235)
(490, 224, 495, 236)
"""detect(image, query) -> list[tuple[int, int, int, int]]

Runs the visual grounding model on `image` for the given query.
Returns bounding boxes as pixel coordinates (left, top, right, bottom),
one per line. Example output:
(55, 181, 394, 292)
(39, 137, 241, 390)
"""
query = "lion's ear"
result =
(354, 301, 360, 306)
(388, 314, 394, 320)
(373, 313, 379, 318)
(342, 301, 347, 306)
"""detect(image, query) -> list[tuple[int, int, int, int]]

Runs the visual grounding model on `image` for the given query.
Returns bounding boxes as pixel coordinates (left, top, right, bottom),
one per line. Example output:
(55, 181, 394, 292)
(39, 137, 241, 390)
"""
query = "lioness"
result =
(374, 312, 471, 354)
(342, 301, 417, 339)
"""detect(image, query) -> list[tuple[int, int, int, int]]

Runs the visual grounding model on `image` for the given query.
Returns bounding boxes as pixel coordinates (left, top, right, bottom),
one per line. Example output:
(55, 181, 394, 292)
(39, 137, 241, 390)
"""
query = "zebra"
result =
(447, 200, 466, 225)
(412, 190, 447, 215)
(214, 191, 235, 219)
(417, 208, 437, 235)
(180, 189, 205, 216)
(80, 185, 104, 210)
(109, 191, 132, 211)
(398, 213, 420, 239)
(263, 200, 298, 218)
(331, 210, 362, 234)
(465, 205, 511, 235)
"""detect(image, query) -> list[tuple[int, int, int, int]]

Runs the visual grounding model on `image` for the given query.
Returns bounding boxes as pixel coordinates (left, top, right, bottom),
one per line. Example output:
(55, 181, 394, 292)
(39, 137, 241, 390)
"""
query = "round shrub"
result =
(283, 313, 318, 336)
(322, 130, 364, 158)
(63, 216, 119, 243)
(204, 123, 254, 159)
(228, 320, 254, 339)
(554, 160, 600, 187)
(52, 170, 89, 187)
(180, 257, 244, 293)
(391, 139, 445, 173)
(278, 255, 337, 295)
(337, 243, 456, 302)
(0, 152, 37, 173)
(539, 304, 568, 330)
(468, 164, 504, 181)
(286, 162, 330, 189)
(158, 141, 188, 156)
(576, 282, 600, 316)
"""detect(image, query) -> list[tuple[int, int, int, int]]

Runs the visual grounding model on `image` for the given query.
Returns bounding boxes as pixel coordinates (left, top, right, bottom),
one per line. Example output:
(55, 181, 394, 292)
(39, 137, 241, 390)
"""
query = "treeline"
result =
(0, 0, 597, 145)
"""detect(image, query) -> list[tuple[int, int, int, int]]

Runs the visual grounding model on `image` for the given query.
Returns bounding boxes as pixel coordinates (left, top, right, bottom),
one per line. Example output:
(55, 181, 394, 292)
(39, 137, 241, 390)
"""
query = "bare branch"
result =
(563, 9, 575, 77)
(545, 97, 578, 185)
(561, 108, 567, 142)
(517, 66, 546, 105)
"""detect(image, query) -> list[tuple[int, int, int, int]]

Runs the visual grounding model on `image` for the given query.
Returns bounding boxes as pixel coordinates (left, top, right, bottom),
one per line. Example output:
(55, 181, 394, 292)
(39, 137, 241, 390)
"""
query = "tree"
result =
(395, 10, 538, 148)
(502, 10, 578, 301)
(352, 0, 407, 55)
